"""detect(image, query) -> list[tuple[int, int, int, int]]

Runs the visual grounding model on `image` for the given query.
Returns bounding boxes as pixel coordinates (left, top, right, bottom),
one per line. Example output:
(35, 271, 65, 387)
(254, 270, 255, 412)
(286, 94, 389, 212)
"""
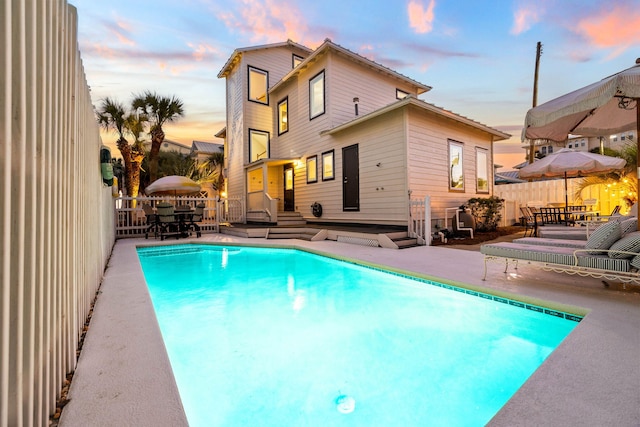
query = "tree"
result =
(96, 98, 146, 200)
(207, 152, 225, 192)
(574, 143, 638, 208)
(132, 91, 184, 183)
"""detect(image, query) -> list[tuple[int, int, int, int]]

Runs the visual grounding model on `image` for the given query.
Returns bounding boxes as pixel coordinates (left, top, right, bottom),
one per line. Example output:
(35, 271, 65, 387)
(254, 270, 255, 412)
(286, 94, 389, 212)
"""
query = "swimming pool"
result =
(137, 244, 581, 427)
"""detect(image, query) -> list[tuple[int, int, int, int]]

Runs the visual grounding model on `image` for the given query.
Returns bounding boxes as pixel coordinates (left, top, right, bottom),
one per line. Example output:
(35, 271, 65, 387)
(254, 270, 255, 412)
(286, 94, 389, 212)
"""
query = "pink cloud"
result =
(407, 0, 436, 34)
(188, 43, 218, 62)
(575, 6, 640, 58)
(217, 0, 323, 47)
(103, 18, 136, 46)
(511, 5, 541, 35)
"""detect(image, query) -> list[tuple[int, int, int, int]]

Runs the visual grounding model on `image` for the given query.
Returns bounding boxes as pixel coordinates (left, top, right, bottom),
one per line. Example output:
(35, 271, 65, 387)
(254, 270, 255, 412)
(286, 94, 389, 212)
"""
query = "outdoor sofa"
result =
(480, 217, 640, 284)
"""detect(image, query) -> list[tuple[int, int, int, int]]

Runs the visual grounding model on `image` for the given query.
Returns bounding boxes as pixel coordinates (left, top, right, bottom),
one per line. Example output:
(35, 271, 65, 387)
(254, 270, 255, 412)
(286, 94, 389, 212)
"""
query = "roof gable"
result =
(270, 39, 431, 95)
(217, 40, 313, 78)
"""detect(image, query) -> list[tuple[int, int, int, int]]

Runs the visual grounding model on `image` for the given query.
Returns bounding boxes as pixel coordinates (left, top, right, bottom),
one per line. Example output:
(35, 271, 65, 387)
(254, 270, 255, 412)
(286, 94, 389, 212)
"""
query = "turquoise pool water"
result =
(137, 244, 580, 427)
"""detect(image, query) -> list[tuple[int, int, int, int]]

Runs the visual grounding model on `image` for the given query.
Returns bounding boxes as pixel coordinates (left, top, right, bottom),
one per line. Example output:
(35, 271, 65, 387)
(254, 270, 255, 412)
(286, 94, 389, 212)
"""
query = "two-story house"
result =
(217, 39, 510, 227)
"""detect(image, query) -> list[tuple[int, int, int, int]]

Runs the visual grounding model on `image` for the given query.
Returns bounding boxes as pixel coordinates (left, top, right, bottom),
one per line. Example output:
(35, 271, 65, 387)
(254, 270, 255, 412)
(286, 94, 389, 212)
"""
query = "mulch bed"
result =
(430, 226, 524, 246)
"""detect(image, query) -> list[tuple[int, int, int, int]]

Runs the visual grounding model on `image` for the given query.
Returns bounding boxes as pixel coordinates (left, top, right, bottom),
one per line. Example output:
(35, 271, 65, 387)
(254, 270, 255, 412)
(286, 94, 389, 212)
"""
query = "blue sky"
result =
(70, 0, 640, 170)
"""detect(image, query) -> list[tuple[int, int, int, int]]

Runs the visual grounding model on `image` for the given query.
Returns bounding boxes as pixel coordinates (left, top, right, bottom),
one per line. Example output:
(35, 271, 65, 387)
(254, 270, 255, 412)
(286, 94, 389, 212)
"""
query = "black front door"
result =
(342, 144, 359, 211)
(284, 163, 294, 211)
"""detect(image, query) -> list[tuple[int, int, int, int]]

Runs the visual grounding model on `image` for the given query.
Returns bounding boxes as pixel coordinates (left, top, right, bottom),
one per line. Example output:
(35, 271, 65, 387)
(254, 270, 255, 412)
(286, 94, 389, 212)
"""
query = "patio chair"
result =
(142, 203, 159, 239)
(156, 202, 181, 240)
(519, 207, 536, 237)
(187, 202, 205, 238)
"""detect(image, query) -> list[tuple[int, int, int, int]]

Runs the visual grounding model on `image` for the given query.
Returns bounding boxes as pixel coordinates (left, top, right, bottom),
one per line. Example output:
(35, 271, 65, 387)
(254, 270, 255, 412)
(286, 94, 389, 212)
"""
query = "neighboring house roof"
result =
(217, 40, 314, 78)
(495, 171, 526, 184)
(143, 139, 190, 153)
(190, 140, 223, 156)
(321, 96, 511, 141)
(270, 39, 432, 95)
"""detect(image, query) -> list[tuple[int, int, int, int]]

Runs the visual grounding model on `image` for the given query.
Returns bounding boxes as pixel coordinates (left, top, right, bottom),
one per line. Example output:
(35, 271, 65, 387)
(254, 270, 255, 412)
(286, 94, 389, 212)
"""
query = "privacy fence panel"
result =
(0, 1, 114, 426)
(495, 178, 626, 225)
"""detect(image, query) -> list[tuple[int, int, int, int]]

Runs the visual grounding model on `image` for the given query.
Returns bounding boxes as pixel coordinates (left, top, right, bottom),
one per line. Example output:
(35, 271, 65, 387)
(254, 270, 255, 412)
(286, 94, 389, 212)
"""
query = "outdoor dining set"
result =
(142, 202, 205, 240)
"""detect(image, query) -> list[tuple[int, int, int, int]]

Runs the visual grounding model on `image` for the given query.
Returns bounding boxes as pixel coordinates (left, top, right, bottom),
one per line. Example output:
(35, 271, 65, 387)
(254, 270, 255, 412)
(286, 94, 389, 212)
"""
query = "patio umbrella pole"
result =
(637, 100, 639, 230)
(564, 171, 568, 210)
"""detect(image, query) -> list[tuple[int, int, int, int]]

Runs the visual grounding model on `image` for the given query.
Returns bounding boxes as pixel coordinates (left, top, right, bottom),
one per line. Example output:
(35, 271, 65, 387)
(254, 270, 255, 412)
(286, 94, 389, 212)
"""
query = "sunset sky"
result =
(70, 0, 640, 171)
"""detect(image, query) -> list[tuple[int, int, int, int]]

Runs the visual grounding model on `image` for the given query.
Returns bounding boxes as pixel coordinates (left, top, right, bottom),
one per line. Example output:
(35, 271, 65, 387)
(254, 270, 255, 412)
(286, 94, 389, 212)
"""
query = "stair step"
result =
(393, 238, 419, 249)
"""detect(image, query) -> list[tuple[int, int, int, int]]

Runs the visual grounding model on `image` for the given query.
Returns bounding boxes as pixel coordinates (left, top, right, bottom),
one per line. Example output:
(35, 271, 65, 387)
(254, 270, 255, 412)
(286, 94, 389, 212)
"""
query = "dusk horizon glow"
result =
(70, 0, 640, 171)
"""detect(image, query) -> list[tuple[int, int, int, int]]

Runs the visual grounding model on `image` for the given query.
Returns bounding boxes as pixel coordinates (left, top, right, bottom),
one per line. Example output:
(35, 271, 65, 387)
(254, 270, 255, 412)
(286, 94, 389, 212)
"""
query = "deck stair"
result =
(277, 211, 306, 226)
(266, 227, 324, 241)
(382, 231, 419, 249)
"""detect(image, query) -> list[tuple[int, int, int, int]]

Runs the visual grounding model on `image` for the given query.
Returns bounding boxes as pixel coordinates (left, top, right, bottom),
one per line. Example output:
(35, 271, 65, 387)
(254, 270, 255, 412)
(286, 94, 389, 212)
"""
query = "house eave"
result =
(244, 158, 301, 169)
(321, 96, 511, 141)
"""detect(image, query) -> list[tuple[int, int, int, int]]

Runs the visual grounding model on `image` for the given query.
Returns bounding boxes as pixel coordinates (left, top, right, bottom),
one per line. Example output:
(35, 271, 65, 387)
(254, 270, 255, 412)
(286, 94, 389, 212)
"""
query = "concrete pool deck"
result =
(60, 235, 640, 426)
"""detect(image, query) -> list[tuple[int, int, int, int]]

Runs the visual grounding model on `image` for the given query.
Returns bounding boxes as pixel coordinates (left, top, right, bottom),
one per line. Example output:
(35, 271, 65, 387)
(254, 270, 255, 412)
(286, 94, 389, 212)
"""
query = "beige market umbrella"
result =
(518, 149, 626, 209)
(145, 175, 201, 198)
(523, 60, 640, 142)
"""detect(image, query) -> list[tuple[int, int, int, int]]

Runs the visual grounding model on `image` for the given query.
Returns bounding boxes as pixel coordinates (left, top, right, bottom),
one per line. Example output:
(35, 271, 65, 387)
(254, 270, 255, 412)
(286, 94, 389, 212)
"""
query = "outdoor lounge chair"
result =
(480, 220, 640, 285)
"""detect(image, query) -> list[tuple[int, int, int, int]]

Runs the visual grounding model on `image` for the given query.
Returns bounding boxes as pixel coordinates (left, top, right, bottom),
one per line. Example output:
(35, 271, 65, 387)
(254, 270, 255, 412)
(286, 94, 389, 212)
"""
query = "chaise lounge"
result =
(480, 217, 640, 284)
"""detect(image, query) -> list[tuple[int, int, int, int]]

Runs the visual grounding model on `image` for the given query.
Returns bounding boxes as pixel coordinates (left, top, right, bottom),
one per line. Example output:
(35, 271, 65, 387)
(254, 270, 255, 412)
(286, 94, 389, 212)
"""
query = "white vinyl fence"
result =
(495, 178, 627, 225)
(1, 2, 114, 426)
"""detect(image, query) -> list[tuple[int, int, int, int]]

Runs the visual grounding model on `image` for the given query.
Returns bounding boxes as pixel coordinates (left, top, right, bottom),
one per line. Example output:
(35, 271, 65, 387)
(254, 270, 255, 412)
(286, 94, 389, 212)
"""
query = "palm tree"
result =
(207, 152, 225, 193)
(96, 98, 146, 200)
(132, 91, 184, 183)
(574, 143, 638, 208)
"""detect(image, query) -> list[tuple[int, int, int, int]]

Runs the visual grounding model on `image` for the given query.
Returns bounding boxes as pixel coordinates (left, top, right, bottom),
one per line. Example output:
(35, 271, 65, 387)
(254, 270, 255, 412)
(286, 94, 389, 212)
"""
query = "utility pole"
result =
(528, 41, 543, 164)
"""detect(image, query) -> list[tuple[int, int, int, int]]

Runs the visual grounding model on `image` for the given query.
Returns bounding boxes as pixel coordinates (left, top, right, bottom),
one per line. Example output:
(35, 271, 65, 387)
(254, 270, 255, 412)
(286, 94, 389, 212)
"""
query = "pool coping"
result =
(60, 235, 640, 426)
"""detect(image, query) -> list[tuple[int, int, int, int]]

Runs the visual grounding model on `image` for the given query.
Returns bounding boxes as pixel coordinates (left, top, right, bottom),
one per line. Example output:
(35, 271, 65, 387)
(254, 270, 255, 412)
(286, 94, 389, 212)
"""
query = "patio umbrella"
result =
(522, 59, 639, 227)
(518, 148, 626, 209)
(522, 59, 640, 142)
(145, 175, 201, 198)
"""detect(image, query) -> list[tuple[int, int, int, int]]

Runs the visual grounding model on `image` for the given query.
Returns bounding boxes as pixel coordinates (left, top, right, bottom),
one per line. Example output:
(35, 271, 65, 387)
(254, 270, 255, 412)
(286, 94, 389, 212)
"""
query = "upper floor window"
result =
(396, 89, 409, 99)
(293, 54, 303, 68)
(278, 98, 288, 135)
(476, 148, 489, 193)
(309, 70, 325, 119)
(249, 129, 269, 162)
(248, 66, 268, 104)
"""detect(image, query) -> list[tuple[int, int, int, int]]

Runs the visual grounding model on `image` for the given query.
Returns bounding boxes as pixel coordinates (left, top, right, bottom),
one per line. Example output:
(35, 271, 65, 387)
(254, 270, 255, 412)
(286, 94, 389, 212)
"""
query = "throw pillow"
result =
(585, 220, 621, 255)
(620, 217, 638, 236)
(608, 231, 640, 259)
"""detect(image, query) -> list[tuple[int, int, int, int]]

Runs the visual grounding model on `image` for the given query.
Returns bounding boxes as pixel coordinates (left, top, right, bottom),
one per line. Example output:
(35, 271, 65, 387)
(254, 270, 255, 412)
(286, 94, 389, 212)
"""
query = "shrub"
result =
(466, 196, 504, 231)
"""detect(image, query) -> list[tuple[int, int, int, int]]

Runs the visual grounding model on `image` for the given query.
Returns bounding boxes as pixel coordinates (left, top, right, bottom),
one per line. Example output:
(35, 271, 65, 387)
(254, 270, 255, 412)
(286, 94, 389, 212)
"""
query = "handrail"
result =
(264, 192, 278, 223)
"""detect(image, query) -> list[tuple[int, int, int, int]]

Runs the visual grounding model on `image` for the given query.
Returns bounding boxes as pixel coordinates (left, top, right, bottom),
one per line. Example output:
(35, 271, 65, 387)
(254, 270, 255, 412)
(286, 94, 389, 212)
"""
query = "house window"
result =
(278, 97, 288, 135)
(306, 155, 317, 183)
(548, 146, 553, 153)
(248, 66, 268, 104)
(541, 146, 547, 154)
(249, 129, 269, 162)
(247, 168, 263, 192)
(476, 148, 489, 193)
(309, 70, 325, 119)
(322, 150, 334, 181)
(449, 140, 464, 191)
(396, 89, 409, 99)
(293, 54, 303, 68)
